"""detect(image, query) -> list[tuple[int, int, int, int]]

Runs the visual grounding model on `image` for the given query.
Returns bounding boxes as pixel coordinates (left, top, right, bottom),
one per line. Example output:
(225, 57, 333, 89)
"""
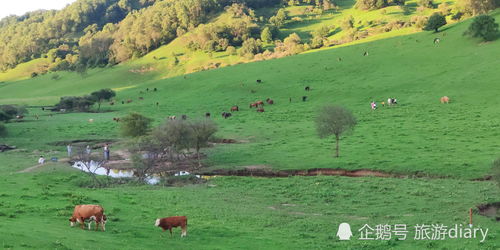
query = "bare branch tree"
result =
(72, 145, 108, 187)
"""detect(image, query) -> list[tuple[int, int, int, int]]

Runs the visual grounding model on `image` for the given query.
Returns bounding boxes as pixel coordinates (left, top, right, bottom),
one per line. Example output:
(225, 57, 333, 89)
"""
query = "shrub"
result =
(0, 105, 28, 121)
(226, 46, 237, 55)
(120, 112, 152, 137)
(239, 38, 263, 57)
(411, 16, 429, 30)
(261, 27, 273, 43)
(464, 15, 499, 41)
(55, 96, 95, 112)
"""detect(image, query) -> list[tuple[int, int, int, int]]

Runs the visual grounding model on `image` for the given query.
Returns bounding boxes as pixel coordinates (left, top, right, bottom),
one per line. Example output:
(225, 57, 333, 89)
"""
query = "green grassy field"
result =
(0, 165, 498, 249)
(2, 11, 499, 178)
(0, 8, 499, 250)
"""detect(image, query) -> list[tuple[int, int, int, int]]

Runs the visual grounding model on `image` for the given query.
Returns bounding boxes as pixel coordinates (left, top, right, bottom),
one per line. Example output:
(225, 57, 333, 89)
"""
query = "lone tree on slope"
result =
(91, 88, 116, 112)
(425, 13, 447, 32)
(316, 105, 357, 158)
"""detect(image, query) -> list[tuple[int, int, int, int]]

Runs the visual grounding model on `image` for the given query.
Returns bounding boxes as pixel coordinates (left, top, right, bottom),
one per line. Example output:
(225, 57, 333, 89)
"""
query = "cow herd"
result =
(70, 204, 188, 237)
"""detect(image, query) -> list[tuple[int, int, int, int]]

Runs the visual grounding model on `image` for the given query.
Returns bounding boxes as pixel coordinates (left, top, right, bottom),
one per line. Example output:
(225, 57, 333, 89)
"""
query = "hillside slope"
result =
(1, 11, 499, 179)
(0, 0, 461, 82)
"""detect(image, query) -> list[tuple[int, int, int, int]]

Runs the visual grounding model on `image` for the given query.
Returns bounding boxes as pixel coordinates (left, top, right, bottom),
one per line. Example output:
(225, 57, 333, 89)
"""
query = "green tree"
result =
(239, 38, 263, 57)
(261, 27, 273, 43)
(458, 0, 497, 16)
(90, 89, 116, 112)
(189, 119, 218, 167)
(424, 13, 447, 32)
(464, 15, 499, 41)
(120, 112, 152, 137)
(269, 9, 288, 27)
(0, 111, 10, 123)
(316, 105, 357, 158)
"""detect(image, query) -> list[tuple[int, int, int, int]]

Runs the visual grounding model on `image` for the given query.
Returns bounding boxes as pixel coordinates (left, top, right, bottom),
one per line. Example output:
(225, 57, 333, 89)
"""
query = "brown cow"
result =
(266, 98, 274, 105)
(440, 96, 450, 104)
(155, 216, 187, 237)
(249, 103, 258, 108)
(69, 205, 107, 231)
(257, 108, 265, 112)
(256, 100, 264, 106)
(126, 99, 133, 103)
(231, 106, 239, 112)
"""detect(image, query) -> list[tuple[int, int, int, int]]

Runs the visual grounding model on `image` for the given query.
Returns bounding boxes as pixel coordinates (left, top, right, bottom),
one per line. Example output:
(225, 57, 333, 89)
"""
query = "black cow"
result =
(222, 112, 232, 119)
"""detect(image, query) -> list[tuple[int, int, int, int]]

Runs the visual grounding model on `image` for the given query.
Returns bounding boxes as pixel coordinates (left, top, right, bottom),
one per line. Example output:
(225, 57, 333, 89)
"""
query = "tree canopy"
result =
(464, 15, 499, 41)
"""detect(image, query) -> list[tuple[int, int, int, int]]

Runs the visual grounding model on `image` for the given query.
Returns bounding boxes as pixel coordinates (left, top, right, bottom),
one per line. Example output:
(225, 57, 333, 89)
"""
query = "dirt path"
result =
(17, 157, 69, 173)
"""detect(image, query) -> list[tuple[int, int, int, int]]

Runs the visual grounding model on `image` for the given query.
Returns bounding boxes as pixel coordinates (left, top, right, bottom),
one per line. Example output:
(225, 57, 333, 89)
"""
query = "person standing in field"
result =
(67, 144, 72, 157)
(38, 156, 45, 165)
(86, 145, 91, 155)
(103, 144, 110, 160)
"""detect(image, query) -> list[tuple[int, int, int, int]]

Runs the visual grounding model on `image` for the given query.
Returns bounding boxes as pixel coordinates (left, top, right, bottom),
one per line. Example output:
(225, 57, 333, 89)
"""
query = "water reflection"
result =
(72, 161, 160, 184)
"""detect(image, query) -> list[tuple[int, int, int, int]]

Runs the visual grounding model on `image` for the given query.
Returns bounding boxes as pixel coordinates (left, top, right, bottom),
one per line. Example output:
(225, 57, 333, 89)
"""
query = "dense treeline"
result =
(0, 0, 281, 71)
(0, 0, 497, 73)
(0, 0, 157, 71)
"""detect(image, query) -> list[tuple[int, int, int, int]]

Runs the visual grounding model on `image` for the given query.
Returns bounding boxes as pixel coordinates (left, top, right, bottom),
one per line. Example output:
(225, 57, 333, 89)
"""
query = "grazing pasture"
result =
(0, 164, 498, 249)
(0, 10, 498, 249)
(1, 12, 499, 178)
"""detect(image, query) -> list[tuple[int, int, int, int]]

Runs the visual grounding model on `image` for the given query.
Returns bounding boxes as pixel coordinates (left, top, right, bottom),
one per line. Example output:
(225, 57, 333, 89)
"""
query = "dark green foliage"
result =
(0, 123, 6, 137)
(120, 112, 152, 137)
(424, 13, 447, 32)
(55, 96, 96, 112)
(0, 105, 27, 117)
(0, 112, 10, 123)
(0, 105, 28, 122)
(316, 105, 357, 158)
(90, 88, 116, 111)
(355, 0, 388, 10)
(464, 15, 499, 41)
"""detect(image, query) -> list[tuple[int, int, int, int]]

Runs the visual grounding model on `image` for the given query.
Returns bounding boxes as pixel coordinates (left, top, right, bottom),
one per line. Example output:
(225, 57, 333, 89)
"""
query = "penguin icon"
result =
(336, 223, 353, 240)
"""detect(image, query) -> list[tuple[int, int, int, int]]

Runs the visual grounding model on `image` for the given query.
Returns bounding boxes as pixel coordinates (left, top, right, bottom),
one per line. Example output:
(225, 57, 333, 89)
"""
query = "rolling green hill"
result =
(0, 5, 498, 250)
(1, 10, 499, 178)
(0, 0, 461, 83)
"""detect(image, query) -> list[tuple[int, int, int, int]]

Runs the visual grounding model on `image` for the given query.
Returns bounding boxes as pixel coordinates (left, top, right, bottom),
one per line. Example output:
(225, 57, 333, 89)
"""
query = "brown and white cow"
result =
(155, 216, 187, 237)
(440, 96, 450, 104)
(69, 205, 107, 231)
